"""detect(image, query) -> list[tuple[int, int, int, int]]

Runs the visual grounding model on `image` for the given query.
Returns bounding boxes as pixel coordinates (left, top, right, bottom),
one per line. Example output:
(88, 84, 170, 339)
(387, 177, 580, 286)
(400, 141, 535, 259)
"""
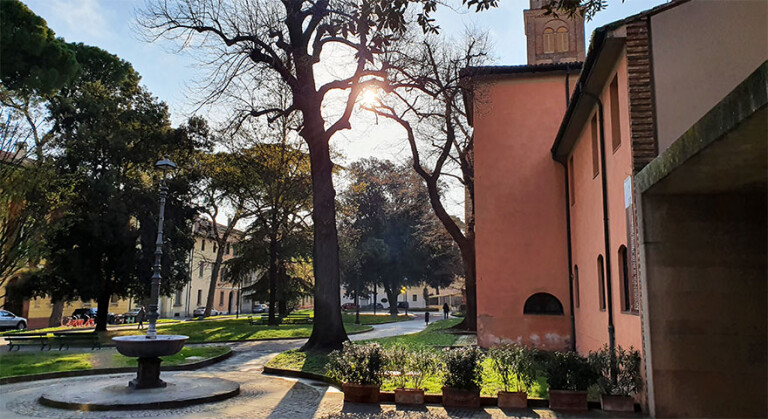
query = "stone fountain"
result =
(38, 157, 239, 411)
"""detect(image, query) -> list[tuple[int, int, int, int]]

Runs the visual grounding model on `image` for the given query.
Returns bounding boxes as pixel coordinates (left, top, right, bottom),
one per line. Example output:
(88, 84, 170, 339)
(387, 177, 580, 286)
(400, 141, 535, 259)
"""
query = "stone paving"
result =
(0, 316, 633, 418)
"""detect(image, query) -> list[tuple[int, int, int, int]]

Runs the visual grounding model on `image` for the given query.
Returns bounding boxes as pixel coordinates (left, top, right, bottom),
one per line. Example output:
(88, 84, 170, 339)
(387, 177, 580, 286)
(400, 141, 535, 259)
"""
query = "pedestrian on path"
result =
(442, 303, 450, 320)
(137, 306, 146, 330)
(425, 311, 430, 325)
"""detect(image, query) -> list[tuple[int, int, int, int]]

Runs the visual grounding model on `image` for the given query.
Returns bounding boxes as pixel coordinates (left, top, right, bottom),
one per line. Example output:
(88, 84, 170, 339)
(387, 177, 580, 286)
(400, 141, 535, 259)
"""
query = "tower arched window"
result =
(524, 293, 564, 315)
(543, 28, 555, 53)
(556, 27, 569, 52)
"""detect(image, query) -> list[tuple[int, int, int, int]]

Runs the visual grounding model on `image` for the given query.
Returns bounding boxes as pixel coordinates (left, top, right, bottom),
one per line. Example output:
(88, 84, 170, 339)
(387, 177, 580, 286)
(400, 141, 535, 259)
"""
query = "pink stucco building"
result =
(463, 0, 767, 416)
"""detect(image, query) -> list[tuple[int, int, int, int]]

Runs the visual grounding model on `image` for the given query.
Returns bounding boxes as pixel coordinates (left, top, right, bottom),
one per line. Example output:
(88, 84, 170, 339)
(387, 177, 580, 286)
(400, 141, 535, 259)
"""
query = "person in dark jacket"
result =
(137, 306, 146, 330)
(442, 303, 450, 320)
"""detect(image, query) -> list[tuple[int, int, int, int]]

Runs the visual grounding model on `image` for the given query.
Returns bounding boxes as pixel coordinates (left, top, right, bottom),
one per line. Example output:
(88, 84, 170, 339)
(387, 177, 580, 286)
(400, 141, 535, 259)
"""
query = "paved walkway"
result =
(0, 317, 631, 418)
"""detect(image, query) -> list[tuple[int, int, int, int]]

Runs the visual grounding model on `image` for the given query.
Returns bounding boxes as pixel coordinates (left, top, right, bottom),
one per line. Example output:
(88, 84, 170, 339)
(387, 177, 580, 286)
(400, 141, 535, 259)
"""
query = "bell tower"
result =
(524, 0, 585, 65)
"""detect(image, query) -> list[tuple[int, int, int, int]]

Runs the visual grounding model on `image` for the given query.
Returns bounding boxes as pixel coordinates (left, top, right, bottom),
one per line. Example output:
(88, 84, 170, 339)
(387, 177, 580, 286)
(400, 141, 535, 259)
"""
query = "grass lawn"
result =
(0, 352, 92, 379)
(106, 318, 372, 343)
(0, 346, 230, 379)
(293, 309, 415, 325)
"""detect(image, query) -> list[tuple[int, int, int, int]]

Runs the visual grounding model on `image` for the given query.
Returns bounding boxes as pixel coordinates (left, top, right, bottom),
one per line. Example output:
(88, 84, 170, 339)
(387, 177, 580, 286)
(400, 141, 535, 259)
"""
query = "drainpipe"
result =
(583, 89, 617, 383)
(562, 64, 577, 352)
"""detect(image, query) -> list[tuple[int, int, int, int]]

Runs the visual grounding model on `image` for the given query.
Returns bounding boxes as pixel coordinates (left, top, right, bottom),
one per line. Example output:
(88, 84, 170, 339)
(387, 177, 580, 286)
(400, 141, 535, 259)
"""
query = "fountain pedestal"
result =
(131, 357, 165, 389)
(113, 335, 188, 389)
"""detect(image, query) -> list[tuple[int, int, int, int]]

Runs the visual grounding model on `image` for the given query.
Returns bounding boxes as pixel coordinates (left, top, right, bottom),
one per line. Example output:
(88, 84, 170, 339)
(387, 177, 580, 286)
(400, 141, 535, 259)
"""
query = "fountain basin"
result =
(113, 335, 188, 358)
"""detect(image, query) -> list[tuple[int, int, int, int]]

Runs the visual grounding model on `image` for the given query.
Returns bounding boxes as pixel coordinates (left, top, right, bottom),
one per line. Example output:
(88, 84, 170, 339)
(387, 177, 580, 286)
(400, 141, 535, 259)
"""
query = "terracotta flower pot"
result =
(394, 388, 425, 405)
(548, 389, 588, 411)
(497, 391, 527, 409)
(342, 383, 380, 403)
(600, 394, 635, 412)
(442, 386, 480, 408)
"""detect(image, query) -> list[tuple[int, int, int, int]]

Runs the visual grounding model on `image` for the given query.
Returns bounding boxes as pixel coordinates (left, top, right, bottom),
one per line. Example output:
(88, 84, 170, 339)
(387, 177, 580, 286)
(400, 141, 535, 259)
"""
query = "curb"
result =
(0, 348, 234, 385)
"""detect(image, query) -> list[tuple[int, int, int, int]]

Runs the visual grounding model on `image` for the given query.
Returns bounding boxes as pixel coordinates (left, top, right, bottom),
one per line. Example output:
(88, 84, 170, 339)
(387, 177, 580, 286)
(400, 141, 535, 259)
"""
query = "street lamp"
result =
(146, 155, 177, 339)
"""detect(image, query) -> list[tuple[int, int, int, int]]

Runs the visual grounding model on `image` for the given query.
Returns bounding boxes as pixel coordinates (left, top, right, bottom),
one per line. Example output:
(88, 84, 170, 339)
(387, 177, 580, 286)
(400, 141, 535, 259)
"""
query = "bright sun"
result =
(358, 88, 380, 108)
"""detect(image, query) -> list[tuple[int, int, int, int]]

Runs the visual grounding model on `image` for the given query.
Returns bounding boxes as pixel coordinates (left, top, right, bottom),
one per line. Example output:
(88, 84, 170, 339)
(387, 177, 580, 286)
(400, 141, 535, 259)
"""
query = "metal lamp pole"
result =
(146, 156, 177, 339)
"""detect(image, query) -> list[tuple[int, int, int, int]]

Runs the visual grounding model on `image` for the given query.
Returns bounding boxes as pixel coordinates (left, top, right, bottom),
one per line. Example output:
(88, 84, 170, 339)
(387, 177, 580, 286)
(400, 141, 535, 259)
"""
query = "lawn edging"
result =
(0, 347, 234, 385)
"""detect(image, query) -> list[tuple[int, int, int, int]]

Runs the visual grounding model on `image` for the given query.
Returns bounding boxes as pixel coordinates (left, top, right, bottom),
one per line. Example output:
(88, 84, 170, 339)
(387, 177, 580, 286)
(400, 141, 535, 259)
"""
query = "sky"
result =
(22, 0, 668, 218)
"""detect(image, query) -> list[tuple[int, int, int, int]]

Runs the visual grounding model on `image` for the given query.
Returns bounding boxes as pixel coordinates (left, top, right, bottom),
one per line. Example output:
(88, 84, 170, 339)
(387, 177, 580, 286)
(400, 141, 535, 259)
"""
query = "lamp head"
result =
(155, 155, 177, 173)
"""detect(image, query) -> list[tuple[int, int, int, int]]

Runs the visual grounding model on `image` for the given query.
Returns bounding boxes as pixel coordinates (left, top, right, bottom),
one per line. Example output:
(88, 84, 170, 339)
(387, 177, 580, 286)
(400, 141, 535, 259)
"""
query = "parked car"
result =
(363, 303, 384, 310)
(396, 301, 409, 309)
(71, 308, 118, 324)
(0, 310, 26, 330)
(341, 303, 357, 310)
(252, 304, 268, 313)
(193, 306, 221, 316)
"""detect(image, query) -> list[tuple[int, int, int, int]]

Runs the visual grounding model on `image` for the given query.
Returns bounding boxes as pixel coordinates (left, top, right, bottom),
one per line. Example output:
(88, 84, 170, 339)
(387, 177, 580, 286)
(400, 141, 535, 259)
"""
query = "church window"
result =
(610, 75, 622, 151)
(598, 255, 606, 311)
(543, 28, 555, 53)
(556, 27, 569, 52)
(573, 265, 580, 308)
(523, 293, 564, 315)
(591, 115, 600, 177)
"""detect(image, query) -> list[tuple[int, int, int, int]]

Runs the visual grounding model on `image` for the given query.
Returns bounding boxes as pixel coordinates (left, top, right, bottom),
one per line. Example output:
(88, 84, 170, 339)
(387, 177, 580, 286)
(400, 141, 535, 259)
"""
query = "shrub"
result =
(546, 351, 598, 391)
(588, 345, 643, 396)
(442, 346, 484, 391)
(326, 342, 385, 385)
(489, 343, 537, 393)
(386, 345, 440, 390)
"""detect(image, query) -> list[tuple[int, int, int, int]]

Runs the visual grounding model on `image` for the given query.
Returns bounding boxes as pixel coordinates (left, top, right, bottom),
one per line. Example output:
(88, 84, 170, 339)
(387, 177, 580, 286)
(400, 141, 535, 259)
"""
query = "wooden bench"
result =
(248, 313, 313, 325)
(52, 332, 102, 350)
(6, 333, 50, 351)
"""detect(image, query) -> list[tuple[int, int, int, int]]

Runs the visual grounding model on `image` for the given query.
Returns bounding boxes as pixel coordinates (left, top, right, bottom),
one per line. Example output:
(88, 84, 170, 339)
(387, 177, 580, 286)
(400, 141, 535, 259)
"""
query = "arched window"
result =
(543, 28, 555, 53)
(597, 255, 606, 311)
(556, 27, 569, 52)
(524, 293, 564, 315)
(573, 266, 580, 308)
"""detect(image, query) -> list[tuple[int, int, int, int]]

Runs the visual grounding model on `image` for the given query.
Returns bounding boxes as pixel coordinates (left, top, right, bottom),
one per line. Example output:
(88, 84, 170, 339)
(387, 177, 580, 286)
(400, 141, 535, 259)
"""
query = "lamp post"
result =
(146, 156, 177, 339)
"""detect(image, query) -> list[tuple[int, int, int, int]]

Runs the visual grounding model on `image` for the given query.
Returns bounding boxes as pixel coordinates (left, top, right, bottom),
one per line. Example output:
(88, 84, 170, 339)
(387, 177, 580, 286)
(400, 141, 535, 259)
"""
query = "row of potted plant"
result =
(326, 342, 642, 412)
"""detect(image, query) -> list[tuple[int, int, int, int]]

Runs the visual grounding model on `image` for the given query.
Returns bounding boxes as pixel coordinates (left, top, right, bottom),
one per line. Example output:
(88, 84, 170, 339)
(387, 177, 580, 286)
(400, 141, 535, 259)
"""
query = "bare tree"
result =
(370, 32, 490, 330)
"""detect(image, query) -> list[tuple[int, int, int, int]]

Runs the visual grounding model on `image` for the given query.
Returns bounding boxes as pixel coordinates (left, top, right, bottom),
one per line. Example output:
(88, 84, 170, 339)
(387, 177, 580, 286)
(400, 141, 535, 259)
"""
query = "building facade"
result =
(464, 0, 767, 416)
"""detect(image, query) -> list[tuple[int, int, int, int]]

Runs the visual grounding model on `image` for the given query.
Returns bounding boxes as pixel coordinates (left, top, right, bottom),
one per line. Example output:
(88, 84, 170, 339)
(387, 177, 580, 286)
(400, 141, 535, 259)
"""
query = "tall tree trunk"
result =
(95, 284, 110, 332)
(277, 263, 288, 319)
(301, 136, 348, 351)
(204, 245, 227, 317)
(268, 234, 279, 325)
(384, 284, 398, 317)
(48, 298, 64, 327)
(457, 244, 477, 330)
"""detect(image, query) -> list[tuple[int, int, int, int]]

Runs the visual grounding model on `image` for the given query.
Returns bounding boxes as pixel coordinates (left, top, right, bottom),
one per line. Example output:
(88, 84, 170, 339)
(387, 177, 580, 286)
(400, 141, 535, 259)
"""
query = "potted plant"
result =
(327, 342, 384, 403)
(441, 346, 484, 408)
(387, 345, 439, 404)
(588, 345, 643, 412)
(545, 351, 598, 411)
(489, 343, 537, 409)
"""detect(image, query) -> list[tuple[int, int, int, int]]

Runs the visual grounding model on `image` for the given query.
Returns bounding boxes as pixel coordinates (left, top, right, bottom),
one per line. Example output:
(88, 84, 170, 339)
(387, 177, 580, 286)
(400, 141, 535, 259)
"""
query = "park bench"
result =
(6, 333, 51, 351)
(248, 312, 313, 325)
(52, 332, 102, 350)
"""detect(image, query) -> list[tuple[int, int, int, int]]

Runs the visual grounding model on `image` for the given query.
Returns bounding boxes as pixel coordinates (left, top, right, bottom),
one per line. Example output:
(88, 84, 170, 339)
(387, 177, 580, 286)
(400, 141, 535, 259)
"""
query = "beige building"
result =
(159, 219, 248, 318)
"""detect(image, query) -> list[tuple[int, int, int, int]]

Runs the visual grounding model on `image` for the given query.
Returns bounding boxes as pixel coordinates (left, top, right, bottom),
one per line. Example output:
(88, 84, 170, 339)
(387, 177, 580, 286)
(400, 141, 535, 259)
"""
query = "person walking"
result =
(137, 306, 146, 330)
(442, 303, 450, 320)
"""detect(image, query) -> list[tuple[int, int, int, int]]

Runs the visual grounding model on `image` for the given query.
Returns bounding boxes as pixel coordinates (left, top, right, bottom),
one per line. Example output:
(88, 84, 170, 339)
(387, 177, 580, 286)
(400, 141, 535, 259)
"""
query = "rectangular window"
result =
(568, 156, 575, 206)
(34, 298, 40, 308)
(219, 291, 224, 305)
(412, 294, 417, 302)
(226, 242, 231, 255)
(591, 115, 600, 177)
(197, 290, 202, 306)
(174, 290, 183, 307)
(213, 242, 217, 253)
(610, 75, 621, 151)
(111, 294, 119, 303)
(574, 266, 580, 308)
(198, 262, 204, 278)
(598, 255, 606, 311)
(201, 240, 205, 251)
